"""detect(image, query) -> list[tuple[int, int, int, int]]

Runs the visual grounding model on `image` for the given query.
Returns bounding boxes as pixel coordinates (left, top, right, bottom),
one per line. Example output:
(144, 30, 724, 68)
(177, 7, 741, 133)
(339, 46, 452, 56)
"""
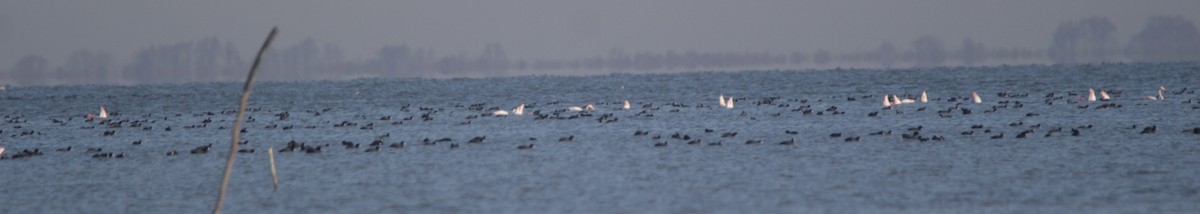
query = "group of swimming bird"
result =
(881, 86, 1168, 108)
(491, 99, 641, 116)
(1084, 86, 1167, 101)
(0, 85, 1196, 160)
(883, 90, 930, 107)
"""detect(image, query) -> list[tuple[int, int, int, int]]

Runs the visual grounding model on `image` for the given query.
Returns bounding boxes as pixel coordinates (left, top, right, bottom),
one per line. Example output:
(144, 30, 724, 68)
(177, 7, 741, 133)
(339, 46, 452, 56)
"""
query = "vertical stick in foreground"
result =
(269, 146, 279, 191)
(214, 27, 278, 214)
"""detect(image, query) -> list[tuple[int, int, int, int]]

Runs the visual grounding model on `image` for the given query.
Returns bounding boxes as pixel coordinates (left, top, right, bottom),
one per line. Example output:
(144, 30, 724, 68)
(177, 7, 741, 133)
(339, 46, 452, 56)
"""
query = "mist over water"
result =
(1, 1, 1199, 86)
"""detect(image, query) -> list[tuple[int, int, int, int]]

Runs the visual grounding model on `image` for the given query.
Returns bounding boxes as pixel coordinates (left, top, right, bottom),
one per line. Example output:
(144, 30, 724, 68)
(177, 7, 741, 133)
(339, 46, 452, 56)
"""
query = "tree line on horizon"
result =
(4, 15, 1199, 86)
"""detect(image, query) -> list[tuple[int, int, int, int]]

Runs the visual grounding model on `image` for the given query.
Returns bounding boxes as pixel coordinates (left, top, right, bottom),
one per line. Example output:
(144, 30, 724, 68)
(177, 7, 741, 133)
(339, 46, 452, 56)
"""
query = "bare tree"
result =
(59, 50, 113, 84)
(877, 41, 897, 67)
(1048, 17, 1117, 64)
(911, 35, 946, 67)
(11, 55, 50, 86)
(479, 43, 509, 75)
(813, 49, 831, 66)
(960, 37, 986, 66)
(1125, 15, 1200, 62)
(788, 51, 808, 65)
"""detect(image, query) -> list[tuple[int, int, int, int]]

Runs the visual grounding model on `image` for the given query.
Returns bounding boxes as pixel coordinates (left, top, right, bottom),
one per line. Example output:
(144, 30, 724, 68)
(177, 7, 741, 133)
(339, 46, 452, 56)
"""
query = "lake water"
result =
(2, 62, 1199, 213)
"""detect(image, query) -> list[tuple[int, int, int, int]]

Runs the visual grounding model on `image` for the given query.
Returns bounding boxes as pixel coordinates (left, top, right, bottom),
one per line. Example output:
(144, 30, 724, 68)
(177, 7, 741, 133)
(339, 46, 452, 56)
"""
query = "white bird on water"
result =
(1159, 86, 1166, 100)
(898, 94, 915, 104)
(87, 106, 109, 119)
(623, 100, 631, 110)
(568, 104, 595, 111)
(972, 91, 982, 104)
(718, 94, 728, 108)
(725, 96, 734, 109)
(883, 95, 893, 107)
(920, 90, 928, 103)
(512, 103, 525, 115)
(494, 103, 524, 116)
(1099, 90, 1110, 101)
(1144, 86, 1166, 100)
(1088, 88, 1097, 102)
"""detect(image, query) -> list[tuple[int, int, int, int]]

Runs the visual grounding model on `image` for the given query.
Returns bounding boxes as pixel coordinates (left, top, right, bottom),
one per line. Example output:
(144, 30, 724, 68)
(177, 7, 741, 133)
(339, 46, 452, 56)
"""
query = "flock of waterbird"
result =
(880, 85, 1166, 107)
(0, 84, 1196, 160)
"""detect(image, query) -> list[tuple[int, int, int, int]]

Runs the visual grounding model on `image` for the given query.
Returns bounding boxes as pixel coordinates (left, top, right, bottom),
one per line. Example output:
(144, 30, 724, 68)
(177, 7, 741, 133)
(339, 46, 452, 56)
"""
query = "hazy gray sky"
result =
(2, 0, 1198, 69)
